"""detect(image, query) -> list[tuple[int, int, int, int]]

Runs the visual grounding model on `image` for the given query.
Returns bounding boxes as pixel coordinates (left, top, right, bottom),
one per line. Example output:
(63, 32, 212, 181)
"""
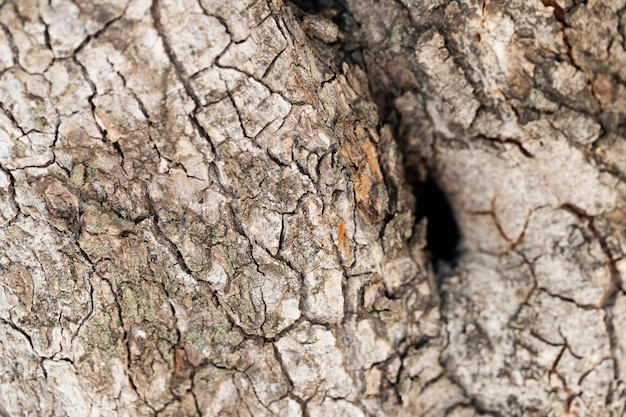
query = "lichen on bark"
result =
(1, 0, 626, 416)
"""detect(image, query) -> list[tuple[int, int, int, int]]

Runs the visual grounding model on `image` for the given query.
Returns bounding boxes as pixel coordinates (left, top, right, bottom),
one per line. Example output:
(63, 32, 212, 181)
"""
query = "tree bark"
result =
(1, 0, 625, 416)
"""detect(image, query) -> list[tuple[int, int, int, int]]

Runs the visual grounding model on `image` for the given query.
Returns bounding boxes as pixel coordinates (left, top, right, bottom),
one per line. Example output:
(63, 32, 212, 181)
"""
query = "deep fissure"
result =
(413, 176, 460, 266)
(287, 0, 462, 271)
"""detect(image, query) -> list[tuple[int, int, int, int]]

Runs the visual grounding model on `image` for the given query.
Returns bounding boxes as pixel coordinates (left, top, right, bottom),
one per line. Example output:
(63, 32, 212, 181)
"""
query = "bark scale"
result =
(0, 0, 625, 416)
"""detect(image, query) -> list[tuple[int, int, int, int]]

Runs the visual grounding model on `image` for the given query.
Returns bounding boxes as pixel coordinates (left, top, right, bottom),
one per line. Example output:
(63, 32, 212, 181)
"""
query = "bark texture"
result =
(0, 0, 625, 416)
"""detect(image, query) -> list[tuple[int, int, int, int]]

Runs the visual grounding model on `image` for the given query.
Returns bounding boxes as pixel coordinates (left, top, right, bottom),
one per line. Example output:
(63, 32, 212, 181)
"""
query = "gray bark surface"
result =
(0, 0, 625, 416)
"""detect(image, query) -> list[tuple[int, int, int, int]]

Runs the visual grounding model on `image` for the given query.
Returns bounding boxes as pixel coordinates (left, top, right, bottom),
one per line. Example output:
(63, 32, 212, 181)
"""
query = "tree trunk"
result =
(1, 0, 625, 416)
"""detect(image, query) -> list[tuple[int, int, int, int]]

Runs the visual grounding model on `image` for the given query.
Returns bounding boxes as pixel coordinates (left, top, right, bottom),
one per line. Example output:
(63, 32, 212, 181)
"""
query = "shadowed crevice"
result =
(288, 0, 462, 271)
(414, 176, 461, 267)
(287, 0, 340, 14)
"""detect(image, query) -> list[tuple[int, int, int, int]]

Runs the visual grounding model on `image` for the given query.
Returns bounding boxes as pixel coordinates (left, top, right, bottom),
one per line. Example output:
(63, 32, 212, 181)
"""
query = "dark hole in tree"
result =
(286, 0, 357, 35)
(414, 177, 461, 268)
(288, 0, 342, 14)
(287, 0, 460, 270)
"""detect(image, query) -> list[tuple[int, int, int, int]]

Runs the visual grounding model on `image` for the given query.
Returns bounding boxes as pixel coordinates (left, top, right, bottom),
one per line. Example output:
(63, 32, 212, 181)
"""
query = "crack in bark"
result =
(1, 0, 625, 415)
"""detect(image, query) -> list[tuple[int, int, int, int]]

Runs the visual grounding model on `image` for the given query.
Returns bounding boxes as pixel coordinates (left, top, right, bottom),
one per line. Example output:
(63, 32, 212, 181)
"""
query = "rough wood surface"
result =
(0, 0, 625, 416)
(349, 0, 626, 414)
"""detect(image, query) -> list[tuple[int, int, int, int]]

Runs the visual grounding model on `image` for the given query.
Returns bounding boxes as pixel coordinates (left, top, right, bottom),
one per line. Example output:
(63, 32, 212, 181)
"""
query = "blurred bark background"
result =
(1, 0, 626, 416)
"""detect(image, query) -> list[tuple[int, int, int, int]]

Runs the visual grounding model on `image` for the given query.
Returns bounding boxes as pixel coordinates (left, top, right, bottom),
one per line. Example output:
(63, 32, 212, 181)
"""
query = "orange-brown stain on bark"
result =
(362, 139, 383, 182)
(592, 74, 614, 103)
(336, 220, 349, 254)
(606, 208, 626, 230)
(353, 165, 372, 204)
(174, 347, 189, 379)
(342, 128, 386, 215)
